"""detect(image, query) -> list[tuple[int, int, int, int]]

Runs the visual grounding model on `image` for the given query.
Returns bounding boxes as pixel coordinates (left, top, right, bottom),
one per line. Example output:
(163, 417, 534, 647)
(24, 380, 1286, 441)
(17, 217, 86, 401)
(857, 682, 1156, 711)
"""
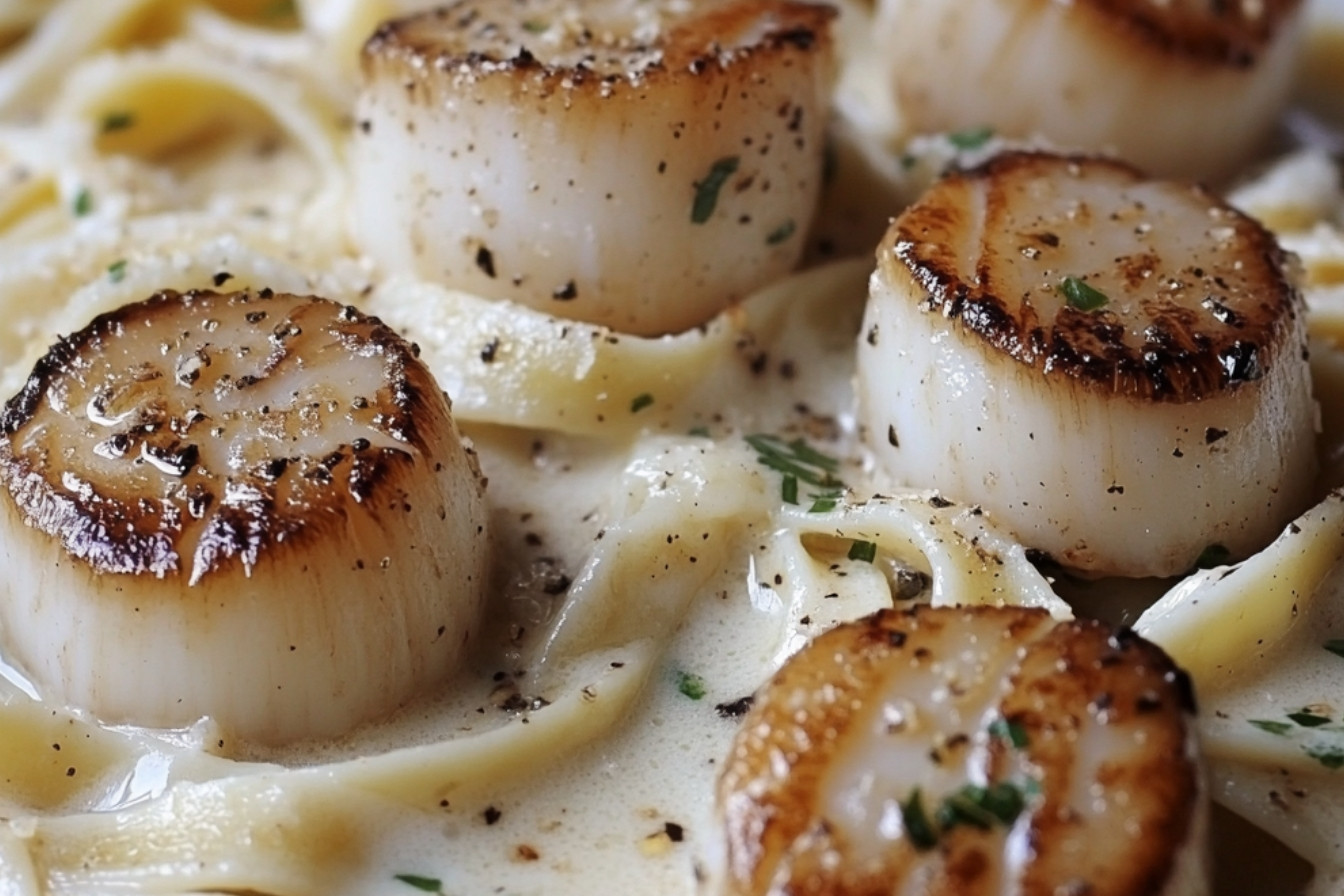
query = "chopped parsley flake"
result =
(808, 490, 842, 513)
(989, 717, 1029, 749)
(676, 670, 706, 701)
(936, 788, 999, 830)
(100, 111, 135, 133)
(107, 259, 128, 283)
(393, 874, 444, 893)
(899, 788, 938, 850)
(688, 425, 711, 438)
(690, 156, 739, 224)
(766, 220, 796, 245)
(1325, 639, 1344, 660)
(937, 783, 1025, 831)
(1289, 711, 1333, 728)
(946, 126, 995, 150)
(848, 540, 877, 563)
(745, 433, 845, 509)
(522, 18, 548, 33)
(73, 187, 92, 217)
(1059, 276, 1109, 312)
(630, 392, 654, 414)
(1249, 719, 1293, 736)
(902, 780, 1030, 850)
(1307, 744, 1344, 770)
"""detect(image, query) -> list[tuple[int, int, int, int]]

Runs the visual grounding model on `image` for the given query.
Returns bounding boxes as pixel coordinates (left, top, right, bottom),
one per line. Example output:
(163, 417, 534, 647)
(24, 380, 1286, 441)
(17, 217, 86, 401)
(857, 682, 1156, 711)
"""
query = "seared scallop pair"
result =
(0, 0, 840, 744)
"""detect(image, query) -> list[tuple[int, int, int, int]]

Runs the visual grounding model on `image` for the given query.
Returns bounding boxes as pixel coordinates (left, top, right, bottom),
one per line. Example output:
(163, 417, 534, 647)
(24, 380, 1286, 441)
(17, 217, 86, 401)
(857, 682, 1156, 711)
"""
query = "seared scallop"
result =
(874, 0, 1306, 182)
(856, 151, 1317, 577)
(350, 0, 836, 336)
(0, 289, 490, 745)
(713, 605, 1208, 896)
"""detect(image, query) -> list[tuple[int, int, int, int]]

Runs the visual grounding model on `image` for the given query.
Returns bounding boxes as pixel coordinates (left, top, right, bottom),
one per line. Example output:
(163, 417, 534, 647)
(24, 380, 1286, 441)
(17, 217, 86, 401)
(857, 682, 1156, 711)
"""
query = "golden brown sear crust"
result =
(881, 151, 1303, 402)
(0, 289, 467, 584)
(1074, 0, 1304, 66)
(717, 605, 1202, 896)
(362, 0, 836, 101)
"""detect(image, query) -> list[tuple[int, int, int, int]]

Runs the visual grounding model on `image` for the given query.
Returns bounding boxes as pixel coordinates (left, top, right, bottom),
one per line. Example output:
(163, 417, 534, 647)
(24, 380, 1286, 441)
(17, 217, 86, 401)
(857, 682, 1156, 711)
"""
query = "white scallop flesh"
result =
(712, 605, 1209, 896)
(350, 0, 836, 336)
(873, 0, 1306, 182)
(856, 151, 1318, 578)
(0, 289, 491, 746)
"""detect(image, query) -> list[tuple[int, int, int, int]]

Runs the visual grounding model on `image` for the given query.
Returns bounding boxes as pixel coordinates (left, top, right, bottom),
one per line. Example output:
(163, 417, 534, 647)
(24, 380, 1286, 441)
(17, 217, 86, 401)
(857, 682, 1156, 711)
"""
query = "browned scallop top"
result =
(0, 289, 464, 582)
(362, 0, 835, 98)
(880, 151, 1304, 401)
(718, 605, 1200, 896)
(1075, 0, 1303, 66)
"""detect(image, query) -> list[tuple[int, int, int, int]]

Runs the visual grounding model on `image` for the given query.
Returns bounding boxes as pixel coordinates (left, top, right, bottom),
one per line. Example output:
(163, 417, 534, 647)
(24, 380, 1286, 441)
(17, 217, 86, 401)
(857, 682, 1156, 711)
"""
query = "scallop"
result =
(856, 151, 1318, 577)
(713, 605, 1208, 896)
(350, 0, 836, 335)
(0, 289, 490, 745)
(874, 0, 1306, 182)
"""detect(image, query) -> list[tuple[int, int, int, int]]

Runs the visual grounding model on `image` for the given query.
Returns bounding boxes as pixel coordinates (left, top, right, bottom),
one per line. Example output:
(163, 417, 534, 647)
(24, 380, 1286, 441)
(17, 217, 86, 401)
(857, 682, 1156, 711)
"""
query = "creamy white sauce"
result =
(1, 2, 1344, 895)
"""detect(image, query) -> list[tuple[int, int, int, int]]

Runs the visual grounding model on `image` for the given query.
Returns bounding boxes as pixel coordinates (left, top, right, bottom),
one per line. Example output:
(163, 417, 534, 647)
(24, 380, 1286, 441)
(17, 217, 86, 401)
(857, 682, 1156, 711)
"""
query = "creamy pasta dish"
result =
(0, 0, 1343, 894)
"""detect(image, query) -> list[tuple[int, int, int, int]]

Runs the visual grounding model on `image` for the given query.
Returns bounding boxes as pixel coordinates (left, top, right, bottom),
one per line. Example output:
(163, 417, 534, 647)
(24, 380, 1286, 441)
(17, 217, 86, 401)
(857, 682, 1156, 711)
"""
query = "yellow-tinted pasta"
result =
(0, 1, 1342, 895)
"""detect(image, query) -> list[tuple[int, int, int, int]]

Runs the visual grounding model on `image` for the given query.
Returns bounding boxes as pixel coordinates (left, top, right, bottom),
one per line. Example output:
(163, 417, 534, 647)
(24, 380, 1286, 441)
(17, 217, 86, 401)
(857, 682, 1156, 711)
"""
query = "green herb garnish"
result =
(72, 187, 93, 217)
(676, 670, 706, 701)
(522, 18, 548, 33)
(745, 433, 845, 509)
(1059, 276, 1109, 312)
(688, 425, 711, 438)
(393, 874, 444, 893)
(936, 786, 999, 830)
(630, 392, 654, 413)
(100, 111, 135, 133)
(766, 220, 796, 246)
(947, 126, 995, 151)
(900, 788, 938, 850)
(907, 781, 1027, 849)
(1325, 640, 1344, 660)
(977, 781, 1026, 825)
(745, 434, 841, 488)
(808, 490, 842, 513)
(1289, 711, 1333, 728)
(989, 717, 1029, 749)
(848, 540, 877, 563)
(1249, 719, 1293, 736)
(1306, 744, 1344, 770)
(690, 156, 739, 224)
(107, 259, 128, 283)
